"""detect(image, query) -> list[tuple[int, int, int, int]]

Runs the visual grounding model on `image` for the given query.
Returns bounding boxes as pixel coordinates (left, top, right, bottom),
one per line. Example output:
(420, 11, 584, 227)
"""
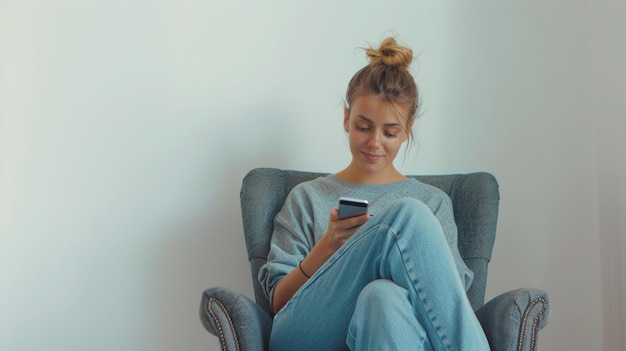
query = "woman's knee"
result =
(381, 198, 445, 241)
(349, 280, 422, 349)
(354, 280, 411, 315)
(385, 198, 437, 222)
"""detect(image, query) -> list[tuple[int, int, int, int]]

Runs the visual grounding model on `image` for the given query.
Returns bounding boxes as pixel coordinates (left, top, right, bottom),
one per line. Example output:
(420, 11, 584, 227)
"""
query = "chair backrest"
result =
(240, 168, 500, 316)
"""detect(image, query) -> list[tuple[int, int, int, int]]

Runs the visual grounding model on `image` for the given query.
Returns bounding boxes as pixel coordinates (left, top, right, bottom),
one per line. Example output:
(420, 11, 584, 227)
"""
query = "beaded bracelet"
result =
(298, 260, 311, 279)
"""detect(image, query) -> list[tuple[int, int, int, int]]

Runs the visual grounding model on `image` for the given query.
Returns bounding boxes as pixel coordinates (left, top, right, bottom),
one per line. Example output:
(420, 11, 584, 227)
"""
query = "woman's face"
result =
(343, 94, 412, 178)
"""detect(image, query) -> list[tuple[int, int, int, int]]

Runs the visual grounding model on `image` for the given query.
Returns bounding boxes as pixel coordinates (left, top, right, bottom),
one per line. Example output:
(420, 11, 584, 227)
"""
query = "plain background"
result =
(1, 1, 624, 350)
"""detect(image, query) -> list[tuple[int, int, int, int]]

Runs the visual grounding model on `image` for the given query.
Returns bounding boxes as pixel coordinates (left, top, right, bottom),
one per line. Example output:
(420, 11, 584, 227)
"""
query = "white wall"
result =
(591, 0, 626, 350)
(1, 1, 623, 350)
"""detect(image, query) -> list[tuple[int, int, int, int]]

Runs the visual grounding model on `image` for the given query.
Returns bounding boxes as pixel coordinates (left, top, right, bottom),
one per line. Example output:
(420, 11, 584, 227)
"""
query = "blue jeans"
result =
(269, 198, 490, 351)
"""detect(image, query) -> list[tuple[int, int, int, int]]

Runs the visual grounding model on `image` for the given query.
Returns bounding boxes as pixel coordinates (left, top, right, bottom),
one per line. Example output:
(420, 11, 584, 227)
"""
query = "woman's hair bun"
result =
(365, 37, 413, 70)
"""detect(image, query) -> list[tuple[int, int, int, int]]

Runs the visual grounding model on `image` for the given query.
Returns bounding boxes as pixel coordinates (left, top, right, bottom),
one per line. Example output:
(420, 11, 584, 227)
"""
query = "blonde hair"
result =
(345, 37, 419, 143)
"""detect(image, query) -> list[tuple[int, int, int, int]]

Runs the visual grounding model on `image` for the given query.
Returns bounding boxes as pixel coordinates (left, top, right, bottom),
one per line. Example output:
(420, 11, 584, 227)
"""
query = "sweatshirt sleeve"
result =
(432, 193, 474, 291)
(257, 188, 315, 307)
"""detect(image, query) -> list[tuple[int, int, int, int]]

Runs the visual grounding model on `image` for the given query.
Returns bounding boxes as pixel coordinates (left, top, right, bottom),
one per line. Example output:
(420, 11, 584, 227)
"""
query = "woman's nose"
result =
(368, 131, 381, 149)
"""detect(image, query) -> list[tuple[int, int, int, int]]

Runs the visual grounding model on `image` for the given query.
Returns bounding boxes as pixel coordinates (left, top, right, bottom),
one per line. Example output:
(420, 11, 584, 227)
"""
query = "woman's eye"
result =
(356, 125, 370, 131)
(385, 132, 397, 137)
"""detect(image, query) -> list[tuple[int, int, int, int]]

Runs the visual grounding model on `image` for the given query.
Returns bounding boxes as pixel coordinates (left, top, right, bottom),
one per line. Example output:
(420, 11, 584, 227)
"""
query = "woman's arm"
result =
(271, 208, 370, 313)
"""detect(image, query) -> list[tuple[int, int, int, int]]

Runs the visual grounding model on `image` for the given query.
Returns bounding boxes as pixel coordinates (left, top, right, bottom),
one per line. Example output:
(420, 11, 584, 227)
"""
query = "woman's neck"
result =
(335, 165, 407, 185)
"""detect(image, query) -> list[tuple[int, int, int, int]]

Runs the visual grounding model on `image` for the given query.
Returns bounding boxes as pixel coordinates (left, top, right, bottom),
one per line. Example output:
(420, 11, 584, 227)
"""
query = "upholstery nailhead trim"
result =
(208, 297, 240, 351)
(517, 297, 547, 351)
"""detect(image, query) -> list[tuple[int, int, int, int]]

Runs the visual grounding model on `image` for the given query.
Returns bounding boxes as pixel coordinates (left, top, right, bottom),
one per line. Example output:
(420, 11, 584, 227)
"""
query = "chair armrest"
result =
(199, 287, 272, 351)
(476, 288, 550, 351)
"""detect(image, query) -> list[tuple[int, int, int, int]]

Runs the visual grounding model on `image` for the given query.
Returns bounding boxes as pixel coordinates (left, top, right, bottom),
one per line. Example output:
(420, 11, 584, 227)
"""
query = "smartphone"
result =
(338, 197, 369, 220)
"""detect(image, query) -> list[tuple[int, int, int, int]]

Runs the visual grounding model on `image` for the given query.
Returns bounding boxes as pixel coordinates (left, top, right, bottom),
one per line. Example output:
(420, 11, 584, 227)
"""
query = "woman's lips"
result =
(361, 152, 383, 162)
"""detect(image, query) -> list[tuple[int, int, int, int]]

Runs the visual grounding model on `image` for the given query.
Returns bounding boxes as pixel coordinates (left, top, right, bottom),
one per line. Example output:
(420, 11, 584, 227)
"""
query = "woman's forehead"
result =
(349, 94, 411, 125)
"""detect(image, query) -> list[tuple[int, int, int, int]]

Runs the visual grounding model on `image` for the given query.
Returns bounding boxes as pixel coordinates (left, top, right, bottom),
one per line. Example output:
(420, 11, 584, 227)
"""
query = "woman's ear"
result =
(343, 107, 350, 133)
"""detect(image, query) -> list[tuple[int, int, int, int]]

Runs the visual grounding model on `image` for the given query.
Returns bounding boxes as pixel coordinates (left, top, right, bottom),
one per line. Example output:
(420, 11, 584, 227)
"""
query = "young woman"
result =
(258, 37, 490, 351)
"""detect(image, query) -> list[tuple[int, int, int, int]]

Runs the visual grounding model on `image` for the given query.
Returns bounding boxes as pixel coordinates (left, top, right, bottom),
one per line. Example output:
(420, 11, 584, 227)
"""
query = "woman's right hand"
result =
(323, 208, 371, 252)
(271, 208, 370, 313)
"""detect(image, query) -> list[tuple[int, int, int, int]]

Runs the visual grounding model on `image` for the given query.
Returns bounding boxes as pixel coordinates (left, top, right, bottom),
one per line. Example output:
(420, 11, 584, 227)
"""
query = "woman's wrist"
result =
(298, 260, 311, 278)
(301, 236, 336, 277)
(312, 234, 337, 261)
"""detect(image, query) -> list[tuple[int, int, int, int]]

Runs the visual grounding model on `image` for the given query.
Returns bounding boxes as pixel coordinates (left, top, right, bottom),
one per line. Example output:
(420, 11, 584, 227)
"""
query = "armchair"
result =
(200, 168, 550, 350)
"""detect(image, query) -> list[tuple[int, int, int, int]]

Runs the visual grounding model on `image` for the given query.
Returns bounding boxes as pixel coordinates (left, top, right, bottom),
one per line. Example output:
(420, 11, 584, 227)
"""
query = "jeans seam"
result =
(387, 225, 454, 351)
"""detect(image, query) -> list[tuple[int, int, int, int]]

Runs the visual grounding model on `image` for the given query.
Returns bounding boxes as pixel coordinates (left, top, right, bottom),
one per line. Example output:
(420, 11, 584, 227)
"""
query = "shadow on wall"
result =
(154, 105, 294, 350)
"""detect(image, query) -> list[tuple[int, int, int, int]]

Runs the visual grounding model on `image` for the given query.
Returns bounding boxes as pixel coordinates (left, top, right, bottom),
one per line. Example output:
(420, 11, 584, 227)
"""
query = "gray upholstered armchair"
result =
(200, 168, 551, 350)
